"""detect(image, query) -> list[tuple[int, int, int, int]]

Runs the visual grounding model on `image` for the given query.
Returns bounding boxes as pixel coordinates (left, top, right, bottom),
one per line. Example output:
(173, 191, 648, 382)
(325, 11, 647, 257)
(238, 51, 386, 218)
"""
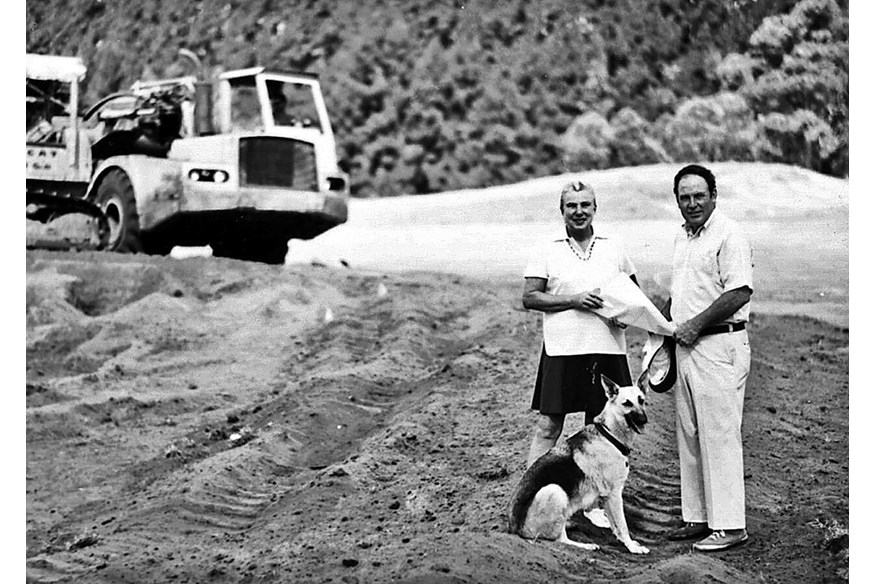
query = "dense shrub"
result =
(559, 112, 613, 171)
(608, 107, 670, 167)
(729, 0, 848, 175)
(26, 0, 848, 196)
(662, 93, 760, 163)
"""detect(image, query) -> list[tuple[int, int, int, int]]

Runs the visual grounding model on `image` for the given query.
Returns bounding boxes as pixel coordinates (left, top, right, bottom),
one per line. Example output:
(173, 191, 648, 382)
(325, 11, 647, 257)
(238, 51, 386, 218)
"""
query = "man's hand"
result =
(573, 288, 603, 310)
(674, 319, 702, 347)
(608, 317, 627, 329)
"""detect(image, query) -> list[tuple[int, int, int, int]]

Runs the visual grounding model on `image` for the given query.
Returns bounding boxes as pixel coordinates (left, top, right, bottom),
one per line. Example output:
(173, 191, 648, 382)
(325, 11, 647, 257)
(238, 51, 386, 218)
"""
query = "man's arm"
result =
(522, 277, 604, 312)
(673, 286, 752, 347)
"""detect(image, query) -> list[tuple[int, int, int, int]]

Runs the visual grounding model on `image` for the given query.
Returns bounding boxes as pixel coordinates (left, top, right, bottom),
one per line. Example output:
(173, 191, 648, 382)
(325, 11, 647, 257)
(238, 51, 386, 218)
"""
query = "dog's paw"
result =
(625, 540, 649, 554)
(562, 539, 600, 551)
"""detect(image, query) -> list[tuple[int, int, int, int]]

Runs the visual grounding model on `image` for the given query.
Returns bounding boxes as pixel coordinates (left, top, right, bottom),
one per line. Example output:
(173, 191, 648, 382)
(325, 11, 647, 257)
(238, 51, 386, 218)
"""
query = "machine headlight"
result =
(188, 169, 230, 183)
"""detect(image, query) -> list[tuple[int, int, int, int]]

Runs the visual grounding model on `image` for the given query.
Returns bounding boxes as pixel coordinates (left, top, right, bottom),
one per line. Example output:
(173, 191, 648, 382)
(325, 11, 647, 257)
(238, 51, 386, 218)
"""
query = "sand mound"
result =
(338, 162, 848, 226)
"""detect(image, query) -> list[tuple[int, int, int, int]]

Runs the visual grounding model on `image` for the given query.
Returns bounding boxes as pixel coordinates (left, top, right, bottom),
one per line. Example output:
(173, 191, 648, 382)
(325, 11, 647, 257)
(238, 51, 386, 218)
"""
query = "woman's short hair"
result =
(560, 181, 596, 209)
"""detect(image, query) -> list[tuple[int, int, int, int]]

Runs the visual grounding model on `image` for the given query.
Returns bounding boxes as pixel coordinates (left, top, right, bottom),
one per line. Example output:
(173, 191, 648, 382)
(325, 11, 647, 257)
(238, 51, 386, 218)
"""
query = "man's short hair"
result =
(560, 181, 596, 209)
(673, 164, 717, 197)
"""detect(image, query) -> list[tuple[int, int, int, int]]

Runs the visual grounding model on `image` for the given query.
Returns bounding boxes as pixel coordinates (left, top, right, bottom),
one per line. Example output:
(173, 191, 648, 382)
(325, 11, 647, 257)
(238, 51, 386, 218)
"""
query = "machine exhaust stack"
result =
(193, 81, 213, 136)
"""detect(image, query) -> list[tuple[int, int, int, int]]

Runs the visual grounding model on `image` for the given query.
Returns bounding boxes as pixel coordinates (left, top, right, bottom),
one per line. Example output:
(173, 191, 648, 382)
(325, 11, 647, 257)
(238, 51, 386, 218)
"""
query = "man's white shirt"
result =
(670, 209, 754, 324)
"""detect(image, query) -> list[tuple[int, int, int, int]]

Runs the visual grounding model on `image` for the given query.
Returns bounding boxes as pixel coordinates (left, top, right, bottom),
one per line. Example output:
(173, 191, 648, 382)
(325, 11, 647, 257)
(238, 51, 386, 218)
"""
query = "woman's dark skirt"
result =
(531, 347, 633, 418)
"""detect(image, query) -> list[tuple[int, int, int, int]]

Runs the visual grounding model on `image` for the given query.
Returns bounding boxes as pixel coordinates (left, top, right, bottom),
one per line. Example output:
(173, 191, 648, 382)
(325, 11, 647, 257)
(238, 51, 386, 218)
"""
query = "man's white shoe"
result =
(583, 507, 611, 529)
(692, 529, 748, 551)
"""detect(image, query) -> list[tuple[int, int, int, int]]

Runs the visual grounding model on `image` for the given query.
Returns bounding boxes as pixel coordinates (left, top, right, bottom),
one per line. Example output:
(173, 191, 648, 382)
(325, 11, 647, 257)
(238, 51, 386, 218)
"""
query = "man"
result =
(664, 164, 754, 552)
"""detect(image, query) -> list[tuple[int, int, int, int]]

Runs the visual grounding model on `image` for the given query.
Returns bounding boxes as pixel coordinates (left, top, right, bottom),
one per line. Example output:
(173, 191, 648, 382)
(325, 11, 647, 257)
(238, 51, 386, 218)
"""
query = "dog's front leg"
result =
(603, 490, 649, 554)
(557, 525, 599, 551)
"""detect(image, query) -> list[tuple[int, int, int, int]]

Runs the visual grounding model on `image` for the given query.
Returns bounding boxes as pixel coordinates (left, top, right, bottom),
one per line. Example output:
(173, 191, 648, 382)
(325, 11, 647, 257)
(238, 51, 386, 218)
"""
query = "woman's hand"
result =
(608, 317, 627, 329)
(573, 288, 603, 311)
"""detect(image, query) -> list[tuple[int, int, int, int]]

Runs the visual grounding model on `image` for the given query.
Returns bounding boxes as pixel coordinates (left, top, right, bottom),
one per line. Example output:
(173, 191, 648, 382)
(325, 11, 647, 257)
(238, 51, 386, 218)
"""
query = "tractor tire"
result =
(211, 237, 289, 265)
(94, 169, 143, 253)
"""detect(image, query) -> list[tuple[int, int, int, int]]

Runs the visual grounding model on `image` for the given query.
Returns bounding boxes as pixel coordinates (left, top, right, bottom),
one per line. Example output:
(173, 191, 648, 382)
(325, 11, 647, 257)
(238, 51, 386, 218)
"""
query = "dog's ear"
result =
(600, 374, 620, 399)
(636, 368, 649, 395)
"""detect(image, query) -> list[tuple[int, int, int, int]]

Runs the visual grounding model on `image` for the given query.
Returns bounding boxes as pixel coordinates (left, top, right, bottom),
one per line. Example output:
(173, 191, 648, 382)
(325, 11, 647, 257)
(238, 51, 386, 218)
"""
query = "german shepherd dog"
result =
(508, 374, 650, 554)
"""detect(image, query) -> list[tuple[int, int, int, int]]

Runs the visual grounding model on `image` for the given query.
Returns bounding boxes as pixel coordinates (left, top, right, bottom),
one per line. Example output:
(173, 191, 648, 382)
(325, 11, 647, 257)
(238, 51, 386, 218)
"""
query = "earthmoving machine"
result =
(26, 51, 349, 263)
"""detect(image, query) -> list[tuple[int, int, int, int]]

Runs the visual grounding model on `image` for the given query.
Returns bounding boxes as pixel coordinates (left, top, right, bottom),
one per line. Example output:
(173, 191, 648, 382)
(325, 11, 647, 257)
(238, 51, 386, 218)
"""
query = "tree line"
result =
(26, 0, 848, 197)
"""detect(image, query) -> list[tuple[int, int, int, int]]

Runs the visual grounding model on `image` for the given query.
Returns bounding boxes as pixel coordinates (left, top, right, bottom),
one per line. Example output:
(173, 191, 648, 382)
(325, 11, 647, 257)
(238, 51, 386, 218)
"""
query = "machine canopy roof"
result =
(26, 54, 86, 83)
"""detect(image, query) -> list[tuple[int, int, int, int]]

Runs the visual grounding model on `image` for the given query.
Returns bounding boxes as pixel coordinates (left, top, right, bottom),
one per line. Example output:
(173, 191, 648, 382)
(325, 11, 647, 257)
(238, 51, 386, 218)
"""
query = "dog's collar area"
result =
(595, 423, 631, 456)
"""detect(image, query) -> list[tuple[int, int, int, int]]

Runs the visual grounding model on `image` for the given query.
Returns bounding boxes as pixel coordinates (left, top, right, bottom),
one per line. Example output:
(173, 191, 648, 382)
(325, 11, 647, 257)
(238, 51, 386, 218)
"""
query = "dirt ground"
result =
(25, 249, 848, 584)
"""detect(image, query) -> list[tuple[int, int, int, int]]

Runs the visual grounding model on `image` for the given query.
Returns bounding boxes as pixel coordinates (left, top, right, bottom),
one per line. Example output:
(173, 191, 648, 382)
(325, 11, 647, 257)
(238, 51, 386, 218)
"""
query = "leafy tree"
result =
(724, 0, 848, 175)
(608, 107, 671, 167)
(662, 92, 759, 162)
(26, 0, 848, 196)
(559, 111, 613, 171)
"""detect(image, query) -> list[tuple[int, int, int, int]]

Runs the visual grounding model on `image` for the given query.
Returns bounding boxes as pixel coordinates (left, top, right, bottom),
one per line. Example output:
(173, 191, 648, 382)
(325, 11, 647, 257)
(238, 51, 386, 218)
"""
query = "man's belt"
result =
(700, 322, 746, 336)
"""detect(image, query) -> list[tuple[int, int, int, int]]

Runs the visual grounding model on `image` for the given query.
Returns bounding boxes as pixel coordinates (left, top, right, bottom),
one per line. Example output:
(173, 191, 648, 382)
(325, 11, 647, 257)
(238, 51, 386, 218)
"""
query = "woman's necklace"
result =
(566, 235, 596, 261)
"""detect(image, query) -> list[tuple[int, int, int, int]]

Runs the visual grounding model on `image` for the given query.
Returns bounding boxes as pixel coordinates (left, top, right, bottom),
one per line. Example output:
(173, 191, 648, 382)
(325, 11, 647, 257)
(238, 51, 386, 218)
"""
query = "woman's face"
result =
(562, 189, 597, 237)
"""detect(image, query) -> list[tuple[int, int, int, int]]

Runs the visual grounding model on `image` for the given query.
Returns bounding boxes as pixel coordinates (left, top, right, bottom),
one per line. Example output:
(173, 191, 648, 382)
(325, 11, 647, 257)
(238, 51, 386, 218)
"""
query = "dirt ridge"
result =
(26, 250, 848, 583)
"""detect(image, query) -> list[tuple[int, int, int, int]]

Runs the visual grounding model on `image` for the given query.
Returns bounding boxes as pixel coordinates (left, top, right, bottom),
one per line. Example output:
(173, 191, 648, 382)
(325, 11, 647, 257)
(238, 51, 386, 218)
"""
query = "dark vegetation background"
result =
(26, 0, 849, 197)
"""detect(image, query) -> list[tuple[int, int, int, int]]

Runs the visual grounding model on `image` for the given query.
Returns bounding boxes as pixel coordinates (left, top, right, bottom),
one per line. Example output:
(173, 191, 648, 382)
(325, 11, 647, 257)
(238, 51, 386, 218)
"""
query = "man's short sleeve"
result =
(718, 227, 754, 292)
(523, 240, 549, 279)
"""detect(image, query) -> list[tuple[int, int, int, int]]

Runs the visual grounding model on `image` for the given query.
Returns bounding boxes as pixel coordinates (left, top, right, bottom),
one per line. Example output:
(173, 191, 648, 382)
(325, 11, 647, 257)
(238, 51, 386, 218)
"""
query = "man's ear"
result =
(601, 374, 619, 399)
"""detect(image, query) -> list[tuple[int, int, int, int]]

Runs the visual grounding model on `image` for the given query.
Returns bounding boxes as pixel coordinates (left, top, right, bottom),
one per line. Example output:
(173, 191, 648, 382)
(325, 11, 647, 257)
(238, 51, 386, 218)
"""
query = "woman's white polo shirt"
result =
(524, 232, 636, 356)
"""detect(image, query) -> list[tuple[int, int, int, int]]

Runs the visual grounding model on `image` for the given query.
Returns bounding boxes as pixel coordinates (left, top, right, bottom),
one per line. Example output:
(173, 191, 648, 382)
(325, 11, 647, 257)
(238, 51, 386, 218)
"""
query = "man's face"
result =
(562, 189, 597, 236)
(676, 174, 716, 232)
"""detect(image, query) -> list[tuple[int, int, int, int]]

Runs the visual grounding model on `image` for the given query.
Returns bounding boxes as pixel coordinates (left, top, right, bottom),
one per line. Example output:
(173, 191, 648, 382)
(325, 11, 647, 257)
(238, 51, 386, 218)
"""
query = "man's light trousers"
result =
(674, 330, 750, 529)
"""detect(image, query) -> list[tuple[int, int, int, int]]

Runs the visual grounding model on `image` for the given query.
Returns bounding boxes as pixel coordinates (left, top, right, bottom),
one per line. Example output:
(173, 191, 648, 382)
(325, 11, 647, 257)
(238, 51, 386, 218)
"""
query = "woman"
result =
(523, 181, 636, 527)
(522, 181, 638, 528)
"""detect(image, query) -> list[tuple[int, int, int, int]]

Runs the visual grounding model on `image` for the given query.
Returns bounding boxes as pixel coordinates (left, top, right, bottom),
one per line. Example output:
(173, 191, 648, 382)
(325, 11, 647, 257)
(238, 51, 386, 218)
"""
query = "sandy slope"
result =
(288, 162, 849, 327)
(26, 163, 849, 583)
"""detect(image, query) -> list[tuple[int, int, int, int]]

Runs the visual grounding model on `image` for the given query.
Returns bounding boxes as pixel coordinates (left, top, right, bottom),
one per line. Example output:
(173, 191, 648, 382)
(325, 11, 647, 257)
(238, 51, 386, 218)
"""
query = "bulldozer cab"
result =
(26, 54, 84, 143)
(219, 68, 331, 136)
(26, 54, 91, 183)
(27, 78, 71, 145)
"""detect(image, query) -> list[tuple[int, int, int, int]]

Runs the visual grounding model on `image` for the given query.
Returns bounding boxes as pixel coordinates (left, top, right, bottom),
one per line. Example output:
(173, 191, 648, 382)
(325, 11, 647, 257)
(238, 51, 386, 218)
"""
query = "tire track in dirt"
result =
(27, 255, 506, 582)
(26, 252, 848, 583)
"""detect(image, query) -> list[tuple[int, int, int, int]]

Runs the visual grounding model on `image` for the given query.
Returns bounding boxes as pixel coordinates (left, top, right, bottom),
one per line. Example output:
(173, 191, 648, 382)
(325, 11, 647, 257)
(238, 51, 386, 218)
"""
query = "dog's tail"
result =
(508, 483, 532, 534)
(508, 484, 534, 534)
(508, 460, 544, 534)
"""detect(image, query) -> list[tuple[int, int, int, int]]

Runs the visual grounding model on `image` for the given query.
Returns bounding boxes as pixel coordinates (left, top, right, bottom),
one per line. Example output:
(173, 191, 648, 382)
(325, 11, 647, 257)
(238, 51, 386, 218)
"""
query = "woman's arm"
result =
(521, 277, 604, 313)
